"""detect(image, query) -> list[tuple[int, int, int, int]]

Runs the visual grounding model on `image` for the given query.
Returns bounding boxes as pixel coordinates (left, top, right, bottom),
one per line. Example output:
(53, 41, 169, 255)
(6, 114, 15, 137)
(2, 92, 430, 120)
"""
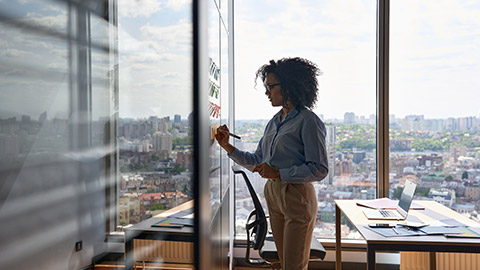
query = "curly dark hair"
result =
(255, 57, 322, 109)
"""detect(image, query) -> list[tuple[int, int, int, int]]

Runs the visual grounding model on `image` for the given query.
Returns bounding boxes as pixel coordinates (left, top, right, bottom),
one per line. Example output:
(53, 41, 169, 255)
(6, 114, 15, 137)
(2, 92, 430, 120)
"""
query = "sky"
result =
(234, 0, 480, 120)
(1, 0, 480, 121)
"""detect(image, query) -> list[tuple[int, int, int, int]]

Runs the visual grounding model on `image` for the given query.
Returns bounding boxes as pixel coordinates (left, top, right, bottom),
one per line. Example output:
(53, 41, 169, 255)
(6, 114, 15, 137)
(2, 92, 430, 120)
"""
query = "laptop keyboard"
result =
(379, 210, 396, 217)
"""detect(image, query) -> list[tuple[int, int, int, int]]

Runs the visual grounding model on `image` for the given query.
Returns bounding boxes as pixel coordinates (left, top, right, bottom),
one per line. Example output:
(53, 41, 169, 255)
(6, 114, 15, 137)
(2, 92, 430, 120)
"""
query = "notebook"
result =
(363, 180, 417, 220)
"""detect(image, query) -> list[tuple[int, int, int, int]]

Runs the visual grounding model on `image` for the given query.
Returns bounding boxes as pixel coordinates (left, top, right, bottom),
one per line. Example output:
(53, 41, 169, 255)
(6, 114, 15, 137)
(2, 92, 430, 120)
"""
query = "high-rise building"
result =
(158, 117, 170, 132)
(344, 112, 355, 124)
(325, 125, 336, 184)
(38, 111, 47, 123)
(449, 144, 467, 163)
(405, 115, 424, 131)
(21, 115, 30, 124)
(174, 114, 181, 123)
(352, 151, 366, 164)
(153, 132, 173, 158)
(176, 151, 192, 169)
(446, 117, 457, 131)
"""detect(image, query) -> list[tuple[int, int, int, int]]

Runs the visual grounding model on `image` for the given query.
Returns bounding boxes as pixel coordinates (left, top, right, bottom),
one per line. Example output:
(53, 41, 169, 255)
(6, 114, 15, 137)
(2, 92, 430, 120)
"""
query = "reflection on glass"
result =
(220, 20, 230, 199)
(0, 0, 115, 269)
(234, 0, 376, 240)
(390, 1, 480, 224)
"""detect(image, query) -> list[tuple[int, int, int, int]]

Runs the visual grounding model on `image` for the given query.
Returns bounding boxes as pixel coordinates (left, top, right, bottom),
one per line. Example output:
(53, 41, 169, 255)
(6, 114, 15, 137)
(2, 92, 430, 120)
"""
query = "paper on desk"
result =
(356, 198, 424, 210)
(420, 226, 469, 235)
(398, 221, 429, 229)
(365, 225, 427, 237)
(444, 227, 480, 238)
(428, 218, 472, 227)
(182, 213, 194, 219)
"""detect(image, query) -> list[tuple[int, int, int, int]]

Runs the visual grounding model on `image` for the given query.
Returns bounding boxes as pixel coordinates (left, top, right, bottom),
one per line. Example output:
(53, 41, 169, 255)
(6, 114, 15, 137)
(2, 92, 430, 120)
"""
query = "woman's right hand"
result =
(215, 125, 235, 154)
(215, 124, 230, 147)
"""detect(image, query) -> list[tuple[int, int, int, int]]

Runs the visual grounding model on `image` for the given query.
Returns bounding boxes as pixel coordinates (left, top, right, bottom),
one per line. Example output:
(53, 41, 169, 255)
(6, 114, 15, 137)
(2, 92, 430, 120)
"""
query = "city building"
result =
(344, 112, 355, 124)
(119, 193, 141, 225)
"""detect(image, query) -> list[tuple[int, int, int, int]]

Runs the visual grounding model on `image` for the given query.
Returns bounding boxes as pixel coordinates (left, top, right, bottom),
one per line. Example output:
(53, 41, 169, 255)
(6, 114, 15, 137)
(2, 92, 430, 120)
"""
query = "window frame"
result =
(377, 0, 390, 198)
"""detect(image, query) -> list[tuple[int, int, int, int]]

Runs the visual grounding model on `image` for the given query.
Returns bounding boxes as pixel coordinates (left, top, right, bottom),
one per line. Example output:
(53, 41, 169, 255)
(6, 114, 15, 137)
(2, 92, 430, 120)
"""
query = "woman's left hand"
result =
(253, 163, 280, 179)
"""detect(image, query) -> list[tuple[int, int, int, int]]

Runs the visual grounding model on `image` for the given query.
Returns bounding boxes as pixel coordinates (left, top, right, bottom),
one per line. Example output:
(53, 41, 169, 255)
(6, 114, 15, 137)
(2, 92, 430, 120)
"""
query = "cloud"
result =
(234, 0, 377, 119)
(234, 0, 480, 119)
(161, 72, 178, 78)
(117, 16, 193, 119)
(140, 22, 192, 53)
(22, 12, 67, 33)
(387, 0, 480, 118)
(0, 48, 26, 57)
(165, 0, 190, 12)
(118, 0, 162, 18)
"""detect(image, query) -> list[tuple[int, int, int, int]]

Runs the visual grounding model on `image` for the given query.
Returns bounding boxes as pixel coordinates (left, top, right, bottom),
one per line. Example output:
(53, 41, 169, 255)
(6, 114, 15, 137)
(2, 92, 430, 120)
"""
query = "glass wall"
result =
(0, 1, 116, 269)
(0, 0, 231, 268)
(233, 0, 376, 240)
(116, 0, 193, 227)
(390, 1, 480, 223)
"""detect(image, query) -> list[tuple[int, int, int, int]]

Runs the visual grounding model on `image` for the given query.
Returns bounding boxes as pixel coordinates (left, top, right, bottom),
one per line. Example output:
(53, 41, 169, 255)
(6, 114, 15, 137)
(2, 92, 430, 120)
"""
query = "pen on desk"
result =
(228, 132, 241, 139)
(392, 227, 399, 235)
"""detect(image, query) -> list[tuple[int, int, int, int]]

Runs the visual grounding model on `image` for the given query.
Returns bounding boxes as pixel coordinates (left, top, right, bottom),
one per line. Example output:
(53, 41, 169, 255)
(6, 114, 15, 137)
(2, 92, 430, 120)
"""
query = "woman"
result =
(215, 57, 328, 270)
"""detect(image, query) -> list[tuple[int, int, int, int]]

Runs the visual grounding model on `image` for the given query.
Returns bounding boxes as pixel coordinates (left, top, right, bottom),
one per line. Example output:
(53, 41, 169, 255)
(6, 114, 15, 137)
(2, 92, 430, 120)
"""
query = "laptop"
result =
(363, 180, 417, 220)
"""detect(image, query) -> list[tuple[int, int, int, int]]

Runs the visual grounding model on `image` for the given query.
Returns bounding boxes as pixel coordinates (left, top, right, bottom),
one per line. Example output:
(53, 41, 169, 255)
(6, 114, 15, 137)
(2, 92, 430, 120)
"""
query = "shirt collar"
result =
(274, 106, 301, 125)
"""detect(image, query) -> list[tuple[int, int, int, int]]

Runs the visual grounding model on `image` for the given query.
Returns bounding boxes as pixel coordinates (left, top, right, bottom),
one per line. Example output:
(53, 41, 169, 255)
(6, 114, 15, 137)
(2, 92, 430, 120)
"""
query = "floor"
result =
(94, 261, 194, 270)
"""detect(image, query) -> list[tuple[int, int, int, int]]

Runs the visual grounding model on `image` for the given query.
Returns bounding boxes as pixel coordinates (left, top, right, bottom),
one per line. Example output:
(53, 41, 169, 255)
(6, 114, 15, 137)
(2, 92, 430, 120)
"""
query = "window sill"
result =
(234, 236, 368, 251)
(105, 231, 124, 243)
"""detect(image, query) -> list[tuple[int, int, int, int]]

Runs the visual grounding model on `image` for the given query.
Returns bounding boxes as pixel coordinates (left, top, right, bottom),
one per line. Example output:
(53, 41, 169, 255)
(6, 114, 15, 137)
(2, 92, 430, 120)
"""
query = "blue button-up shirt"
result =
(228, 106, 329, 183)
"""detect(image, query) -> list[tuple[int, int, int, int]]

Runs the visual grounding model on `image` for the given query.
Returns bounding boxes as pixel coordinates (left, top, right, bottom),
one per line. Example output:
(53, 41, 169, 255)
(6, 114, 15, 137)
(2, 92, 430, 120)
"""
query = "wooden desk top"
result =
(125, 200, 194, 236)
(155, 200, 194, 217)
(335, 199, 480, 246)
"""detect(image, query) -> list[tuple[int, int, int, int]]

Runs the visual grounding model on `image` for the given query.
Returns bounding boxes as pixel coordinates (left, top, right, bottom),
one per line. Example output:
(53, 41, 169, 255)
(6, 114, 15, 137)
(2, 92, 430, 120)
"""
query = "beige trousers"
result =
(264, 180, 318, 270)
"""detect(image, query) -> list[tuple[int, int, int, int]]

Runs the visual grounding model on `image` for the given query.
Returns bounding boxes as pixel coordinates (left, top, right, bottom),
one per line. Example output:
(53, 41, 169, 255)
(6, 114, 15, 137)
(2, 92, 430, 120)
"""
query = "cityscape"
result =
(233, 112, 480, 239)
(1, 112, 480, 239)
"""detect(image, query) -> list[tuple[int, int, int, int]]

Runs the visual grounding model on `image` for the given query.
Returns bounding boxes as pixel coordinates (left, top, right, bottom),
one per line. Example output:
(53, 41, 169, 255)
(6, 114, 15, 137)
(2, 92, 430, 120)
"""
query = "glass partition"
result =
(0, 1, 116, 268)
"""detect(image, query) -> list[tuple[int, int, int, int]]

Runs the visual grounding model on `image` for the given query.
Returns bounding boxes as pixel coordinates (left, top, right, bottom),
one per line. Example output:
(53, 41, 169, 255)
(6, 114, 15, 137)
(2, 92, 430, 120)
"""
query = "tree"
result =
(462, 171, 469, 180)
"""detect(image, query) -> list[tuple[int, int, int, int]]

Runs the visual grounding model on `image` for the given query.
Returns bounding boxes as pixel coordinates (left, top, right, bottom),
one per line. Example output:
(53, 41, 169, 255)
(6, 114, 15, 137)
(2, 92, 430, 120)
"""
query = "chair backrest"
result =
(232, 165, 267, 251)
(232, 165, 326, 266)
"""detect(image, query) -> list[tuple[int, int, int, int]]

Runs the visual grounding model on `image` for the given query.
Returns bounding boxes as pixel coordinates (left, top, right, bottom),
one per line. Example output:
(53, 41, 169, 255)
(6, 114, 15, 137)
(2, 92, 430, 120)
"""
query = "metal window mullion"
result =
(106, 0, 119, 234)
(228, 1, 235, 269)
(193, 0, 211, 269)
(377, 0, 389, 198)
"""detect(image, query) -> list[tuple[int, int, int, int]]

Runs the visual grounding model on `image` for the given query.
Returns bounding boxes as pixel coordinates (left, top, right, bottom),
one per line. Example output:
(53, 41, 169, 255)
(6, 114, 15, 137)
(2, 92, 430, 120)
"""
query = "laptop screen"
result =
(398, 180, 417, 214)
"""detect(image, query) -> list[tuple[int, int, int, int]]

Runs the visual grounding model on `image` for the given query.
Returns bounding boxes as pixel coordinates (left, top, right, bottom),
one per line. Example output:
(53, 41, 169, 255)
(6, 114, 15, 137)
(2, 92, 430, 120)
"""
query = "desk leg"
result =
(335, 204, 341, 270)
(125, 231, 134, 270)
(367, 245, 375, 270)
(429, 252, 436, 270)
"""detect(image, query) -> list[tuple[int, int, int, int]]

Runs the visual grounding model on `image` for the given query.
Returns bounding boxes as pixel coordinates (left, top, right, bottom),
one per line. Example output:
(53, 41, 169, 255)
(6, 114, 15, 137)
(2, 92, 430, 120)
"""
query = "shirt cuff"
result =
(279, 168, 290, 183)
(227, 147, 239, 159)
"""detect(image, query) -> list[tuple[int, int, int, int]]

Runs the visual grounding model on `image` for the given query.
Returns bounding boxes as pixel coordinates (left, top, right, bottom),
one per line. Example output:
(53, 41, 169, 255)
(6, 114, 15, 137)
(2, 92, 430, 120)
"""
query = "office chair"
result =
(232, 165, 326, 268)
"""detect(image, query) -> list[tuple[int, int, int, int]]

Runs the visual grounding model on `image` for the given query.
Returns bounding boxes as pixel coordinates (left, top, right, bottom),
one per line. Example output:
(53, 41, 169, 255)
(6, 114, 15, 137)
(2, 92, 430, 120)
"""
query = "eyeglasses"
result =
(265, 83, 281, 92)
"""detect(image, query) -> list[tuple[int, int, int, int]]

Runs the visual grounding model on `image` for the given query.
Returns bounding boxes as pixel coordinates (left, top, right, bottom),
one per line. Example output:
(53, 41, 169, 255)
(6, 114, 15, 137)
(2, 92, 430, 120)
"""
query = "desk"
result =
(125, 200, 194, 270)
(335, 200, 480, 270)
